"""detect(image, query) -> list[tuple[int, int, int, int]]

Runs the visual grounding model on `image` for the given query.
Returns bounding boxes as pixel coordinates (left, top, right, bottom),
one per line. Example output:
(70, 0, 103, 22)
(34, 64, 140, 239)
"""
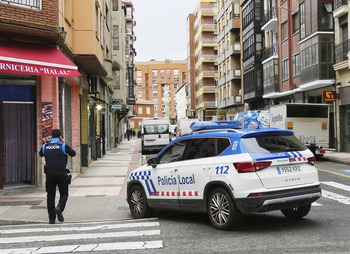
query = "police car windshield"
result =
(144, 124, 169, 135)
(241, 135, 307, 153)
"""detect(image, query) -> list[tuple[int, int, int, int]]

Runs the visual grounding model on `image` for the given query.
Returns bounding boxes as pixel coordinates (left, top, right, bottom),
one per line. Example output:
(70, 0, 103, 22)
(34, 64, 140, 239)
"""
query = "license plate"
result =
(277, 165, 301, 174)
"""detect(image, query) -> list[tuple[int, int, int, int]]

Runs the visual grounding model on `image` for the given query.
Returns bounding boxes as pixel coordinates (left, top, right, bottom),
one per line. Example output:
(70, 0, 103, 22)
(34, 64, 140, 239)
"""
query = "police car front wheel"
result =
(129, 185, 152, 219)
(208, 188, 242, 230)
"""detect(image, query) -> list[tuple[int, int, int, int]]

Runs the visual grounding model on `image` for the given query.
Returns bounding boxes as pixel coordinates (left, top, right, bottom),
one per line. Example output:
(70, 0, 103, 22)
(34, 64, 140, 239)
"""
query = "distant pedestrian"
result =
(39, 129, 76, 224)
(132, 130, 136, 137)
(126, 128, 131, 141)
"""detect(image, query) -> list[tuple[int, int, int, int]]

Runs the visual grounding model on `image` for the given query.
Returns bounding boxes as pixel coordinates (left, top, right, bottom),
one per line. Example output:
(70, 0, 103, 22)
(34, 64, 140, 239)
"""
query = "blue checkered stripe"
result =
(129, 171, 157, 196)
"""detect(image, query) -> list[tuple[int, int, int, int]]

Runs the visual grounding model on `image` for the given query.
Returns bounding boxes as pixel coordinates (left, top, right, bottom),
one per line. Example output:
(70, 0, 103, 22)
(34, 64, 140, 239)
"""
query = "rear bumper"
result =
(142, 145, 165, 152)
(235, 185, 321, 214)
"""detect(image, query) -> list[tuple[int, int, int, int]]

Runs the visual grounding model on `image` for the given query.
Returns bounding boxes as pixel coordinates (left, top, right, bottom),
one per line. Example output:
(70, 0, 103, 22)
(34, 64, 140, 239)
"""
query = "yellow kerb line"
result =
(317, 167, 350, 179)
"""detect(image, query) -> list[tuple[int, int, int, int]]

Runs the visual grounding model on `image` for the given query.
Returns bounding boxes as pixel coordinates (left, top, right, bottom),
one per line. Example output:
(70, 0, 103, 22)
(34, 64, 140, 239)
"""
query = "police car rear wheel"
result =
(208, 188, 242, 230)
(129, 185, 152, 218)
(281, 204, 311, 219)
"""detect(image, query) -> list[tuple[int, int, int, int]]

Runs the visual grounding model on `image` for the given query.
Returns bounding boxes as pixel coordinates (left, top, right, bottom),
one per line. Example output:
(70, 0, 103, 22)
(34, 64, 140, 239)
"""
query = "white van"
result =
(141, 117, 171, 154)
(176, 118, 199, 137)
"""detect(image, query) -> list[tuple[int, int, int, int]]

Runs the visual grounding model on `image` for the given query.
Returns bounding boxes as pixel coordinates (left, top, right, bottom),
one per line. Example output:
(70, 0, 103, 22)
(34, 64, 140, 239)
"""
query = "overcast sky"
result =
(132, 0, 198, 62)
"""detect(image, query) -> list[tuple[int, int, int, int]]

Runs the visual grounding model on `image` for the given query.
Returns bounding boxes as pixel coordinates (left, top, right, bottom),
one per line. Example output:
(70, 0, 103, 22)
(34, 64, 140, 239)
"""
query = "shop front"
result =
(0, 41, 80, 189)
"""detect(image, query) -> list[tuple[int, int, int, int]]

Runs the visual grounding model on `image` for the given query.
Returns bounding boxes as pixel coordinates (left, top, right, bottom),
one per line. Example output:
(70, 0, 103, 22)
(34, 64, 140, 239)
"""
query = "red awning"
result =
(0, 42, 80, 77)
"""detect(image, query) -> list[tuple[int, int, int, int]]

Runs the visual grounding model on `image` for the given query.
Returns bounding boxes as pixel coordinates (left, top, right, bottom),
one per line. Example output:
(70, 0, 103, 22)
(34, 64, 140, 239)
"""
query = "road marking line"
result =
(321, 190, 350, 205)
(0, 240, 163, 253)
(0, 230, 161, 244)
(0, 221, 160, 234)
(312, 202, 322, 206)
(321, 181, 350, 192)
(317, 167, 350, 179)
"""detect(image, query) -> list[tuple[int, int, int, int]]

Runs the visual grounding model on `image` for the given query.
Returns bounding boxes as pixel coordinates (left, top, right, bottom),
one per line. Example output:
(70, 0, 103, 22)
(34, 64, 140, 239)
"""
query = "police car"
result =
(126, 121, 321, 230)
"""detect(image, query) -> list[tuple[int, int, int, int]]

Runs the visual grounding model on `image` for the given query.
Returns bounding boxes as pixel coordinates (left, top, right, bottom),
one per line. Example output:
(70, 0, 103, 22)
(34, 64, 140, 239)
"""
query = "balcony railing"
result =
(335, 39, 350, 64)
(0, 0, 41, 9)
(262, 43, 278, 61)
(261, 6, 277, 27)
(334, 0, 349, 11)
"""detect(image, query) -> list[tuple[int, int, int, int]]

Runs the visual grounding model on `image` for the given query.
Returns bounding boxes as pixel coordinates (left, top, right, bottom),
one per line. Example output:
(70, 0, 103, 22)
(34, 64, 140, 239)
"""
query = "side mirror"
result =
(147, 157, 158, 168)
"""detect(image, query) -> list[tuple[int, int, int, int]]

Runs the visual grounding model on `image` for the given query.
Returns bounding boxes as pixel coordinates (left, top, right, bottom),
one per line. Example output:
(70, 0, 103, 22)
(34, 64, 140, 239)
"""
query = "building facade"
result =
(134, 59, 187, 122)
(216, 0, 244, 119)
(129, 98, 155, 132)
(190, 0, 218, 121)
(0, 0, 134, 189)
(333, 0, 350, 152)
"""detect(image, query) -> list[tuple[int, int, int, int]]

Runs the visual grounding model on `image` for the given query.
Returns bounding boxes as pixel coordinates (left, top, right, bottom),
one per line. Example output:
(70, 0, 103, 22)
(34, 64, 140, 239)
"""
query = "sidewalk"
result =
(0, 137, 142, 225)
(322, 151, 350, 165)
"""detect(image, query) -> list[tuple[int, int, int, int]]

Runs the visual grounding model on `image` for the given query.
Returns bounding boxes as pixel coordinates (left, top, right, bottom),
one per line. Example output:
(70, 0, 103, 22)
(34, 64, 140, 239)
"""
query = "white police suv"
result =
(126, 121, 321, 230)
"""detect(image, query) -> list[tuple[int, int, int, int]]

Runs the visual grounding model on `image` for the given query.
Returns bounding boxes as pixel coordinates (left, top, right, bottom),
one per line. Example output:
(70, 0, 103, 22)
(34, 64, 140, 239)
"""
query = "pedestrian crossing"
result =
(0, 218, 163, 253)
(312, 181, 350, 206)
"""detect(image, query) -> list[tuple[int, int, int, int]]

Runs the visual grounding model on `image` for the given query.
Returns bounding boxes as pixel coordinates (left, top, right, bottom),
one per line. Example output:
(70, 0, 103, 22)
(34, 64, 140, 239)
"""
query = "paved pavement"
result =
(0, 137, 349, 225)
(0, 137, 142, 225)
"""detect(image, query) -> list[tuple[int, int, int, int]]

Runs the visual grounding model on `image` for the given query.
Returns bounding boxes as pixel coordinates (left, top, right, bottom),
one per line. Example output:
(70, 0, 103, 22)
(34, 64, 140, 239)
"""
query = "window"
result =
(105, 3, 110, 30)
(138, 107, 143, 114)
(282, 59, 289, 80)
(143, 124, 169, 135)
(113, 25, 119, 37)
(152, 77, 158, 83)
(1, 0, 42, 9)
(146, 107, 151, 115)
(173, 69, 179, 75)
(152, 70, 158, 76)
(136, 78, 142, 83)
(160, 70, 165, 73)
(234, 2, 240, 18)
(136, 71, 142, 76)
(281, 21, 288, 41)
(186, 138, 217, 160)
(112, 0, 118, 11)
(174, 76, 179, 82)
(153, 91, 158, 97)
(166, 69, 171, 73)
(292, 12, 299, 34)
(158, 140, 188, 164)
(113, 38, 119, 50)
(292, 53, 300, 77)
(137, 92, 142, 98)
(300, 2, 305, 39)
(153, 84, 158, 90)
(320, 3, 333, 30)
(137, 85, 142, 90)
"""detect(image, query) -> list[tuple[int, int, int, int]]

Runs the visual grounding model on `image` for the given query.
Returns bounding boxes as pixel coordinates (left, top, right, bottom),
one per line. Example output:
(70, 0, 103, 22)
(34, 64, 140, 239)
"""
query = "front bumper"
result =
(235, 185, 321, 214)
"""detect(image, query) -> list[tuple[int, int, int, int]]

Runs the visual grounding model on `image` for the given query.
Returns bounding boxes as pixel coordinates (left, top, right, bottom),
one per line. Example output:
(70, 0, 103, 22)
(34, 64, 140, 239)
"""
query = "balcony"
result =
(334, 0, 349, 18)
(218, 95, 242, 108)
(195, 86, 217, 97)
(261, 6, 278, 31)
(197, 101, 216, 109)
(201, 8, 217, 16)
(195, 55, 217, 69)
(335, 39, 349, 64)
(262, 43, 278, 62)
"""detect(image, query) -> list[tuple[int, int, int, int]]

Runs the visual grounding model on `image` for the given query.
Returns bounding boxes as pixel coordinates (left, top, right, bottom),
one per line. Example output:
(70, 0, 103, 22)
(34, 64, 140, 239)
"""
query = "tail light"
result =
(234, 161, 272, 173)
(141, 133, 144, 143)
(307, 156, 316, 166)
(169, 132, 172, 142)
(179, 129, 182, 136)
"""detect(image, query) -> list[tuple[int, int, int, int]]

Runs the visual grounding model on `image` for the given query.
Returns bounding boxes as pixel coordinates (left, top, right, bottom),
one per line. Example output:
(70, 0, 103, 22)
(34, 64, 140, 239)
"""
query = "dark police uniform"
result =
(39, 138, 76, 222)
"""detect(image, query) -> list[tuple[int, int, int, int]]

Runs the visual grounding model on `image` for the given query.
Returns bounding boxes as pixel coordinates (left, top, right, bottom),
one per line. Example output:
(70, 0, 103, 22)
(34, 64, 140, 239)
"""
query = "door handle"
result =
(203, 167, 211, 171)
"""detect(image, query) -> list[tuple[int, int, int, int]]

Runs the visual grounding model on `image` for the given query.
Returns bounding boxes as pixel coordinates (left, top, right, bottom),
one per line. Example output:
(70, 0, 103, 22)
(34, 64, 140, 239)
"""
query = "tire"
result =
(281, 204, 311, 219)
(207, 188, 242, 230)
(128, 185, 152, 219)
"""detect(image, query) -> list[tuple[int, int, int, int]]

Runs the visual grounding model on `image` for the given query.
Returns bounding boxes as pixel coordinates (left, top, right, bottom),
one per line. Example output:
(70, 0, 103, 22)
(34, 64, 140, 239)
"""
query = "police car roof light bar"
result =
(190, 120, 242, 131)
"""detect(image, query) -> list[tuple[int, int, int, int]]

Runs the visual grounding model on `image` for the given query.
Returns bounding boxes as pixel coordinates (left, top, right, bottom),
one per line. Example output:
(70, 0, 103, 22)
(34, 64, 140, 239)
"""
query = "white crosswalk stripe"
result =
(320, 181, 350, 205)
(0, 218, 163, 253)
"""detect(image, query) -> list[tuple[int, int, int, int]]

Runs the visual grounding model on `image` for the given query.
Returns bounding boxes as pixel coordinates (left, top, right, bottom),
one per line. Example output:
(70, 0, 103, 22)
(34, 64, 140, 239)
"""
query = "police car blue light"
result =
(126, 121, 321, 230)
(190, 120, 242, 131)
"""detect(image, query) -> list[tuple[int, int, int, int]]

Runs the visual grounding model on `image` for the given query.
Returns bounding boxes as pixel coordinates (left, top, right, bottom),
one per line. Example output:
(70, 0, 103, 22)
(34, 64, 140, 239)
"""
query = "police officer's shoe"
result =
(49, 219, 55, 224)
(54, 207, 64, 222)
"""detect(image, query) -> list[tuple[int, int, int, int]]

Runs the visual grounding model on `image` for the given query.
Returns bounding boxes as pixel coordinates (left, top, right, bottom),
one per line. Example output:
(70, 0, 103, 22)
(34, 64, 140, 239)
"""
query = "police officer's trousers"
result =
(45, 171, 69, 221)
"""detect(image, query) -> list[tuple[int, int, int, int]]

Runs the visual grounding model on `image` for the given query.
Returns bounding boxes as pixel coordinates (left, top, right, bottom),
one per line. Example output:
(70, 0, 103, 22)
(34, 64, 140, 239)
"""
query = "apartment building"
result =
(0, 0, 134, 189)
(192, 0, 218, 121)
(130, 98, 155, 131)
(134, 59, 187, 122)
(333, 0, 350, 152)
(216, 0, 243, 119)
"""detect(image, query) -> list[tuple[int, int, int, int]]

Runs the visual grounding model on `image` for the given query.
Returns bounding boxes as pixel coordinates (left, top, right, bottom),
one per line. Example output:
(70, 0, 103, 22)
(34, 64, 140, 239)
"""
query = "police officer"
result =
(39, 129, 76, 224)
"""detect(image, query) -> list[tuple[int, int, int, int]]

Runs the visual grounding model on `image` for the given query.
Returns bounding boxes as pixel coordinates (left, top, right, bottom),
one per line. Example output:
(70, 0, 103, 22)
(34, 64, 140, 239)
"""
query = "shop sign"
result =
(322, 91, 339, 102)
(111, 102, 122, 112)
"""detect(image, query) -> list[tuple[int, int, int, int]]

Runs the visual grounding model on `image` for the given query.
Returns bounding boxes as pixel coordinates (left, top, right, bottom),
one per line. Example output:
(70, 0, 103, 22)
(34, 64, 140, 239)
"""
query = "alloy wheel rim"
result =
(130, 190, 144, 215)
(210, 193, 230, 225)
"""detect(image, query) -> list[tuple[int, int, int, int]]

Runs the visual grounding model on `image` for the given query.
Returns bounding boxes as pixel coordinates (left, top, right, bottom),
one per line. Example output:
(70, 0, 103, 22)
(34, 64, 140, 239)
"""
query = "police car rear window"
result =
(144, 124, 169, 134)
(241, 135, 306, 153)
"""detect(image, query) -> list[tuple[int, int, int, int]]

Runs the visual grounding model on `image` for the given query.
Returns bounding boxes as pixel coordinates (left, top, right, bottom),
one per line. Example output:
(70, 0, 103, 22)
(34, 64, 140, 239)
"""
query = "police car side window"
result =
(217, 138, 230, 154)
(158, 140, 187, 164)
(186, 138, 216, 160)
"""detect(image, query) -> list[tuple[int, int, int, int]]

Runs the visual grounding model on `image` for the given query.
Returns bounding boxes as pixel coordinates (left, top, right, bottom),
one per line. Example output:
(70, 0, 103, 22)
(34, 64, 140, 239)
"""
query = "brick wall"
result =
(0, 0, 59, 32)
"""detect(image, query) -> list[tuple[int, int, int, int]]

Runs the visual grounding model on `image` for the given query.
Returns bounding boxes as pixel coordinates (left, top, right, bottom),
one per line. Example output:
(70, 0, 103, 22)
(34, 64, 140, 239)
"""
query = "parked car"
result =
(127, 121, 321, 230)
(176, 118, 199, 137)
